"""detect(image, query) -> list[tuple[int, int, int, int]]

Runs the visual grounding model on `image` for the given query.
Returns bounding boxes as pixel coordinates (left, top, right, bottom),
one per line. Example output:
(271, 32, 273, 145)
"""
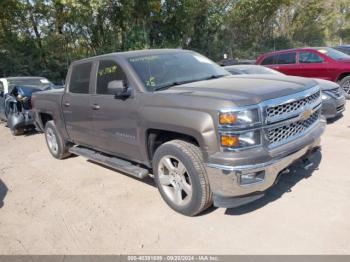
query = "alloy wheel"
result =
(342, 80, 350, 95)
(157, 155, 193, 206)
(46, 127, 59, 155)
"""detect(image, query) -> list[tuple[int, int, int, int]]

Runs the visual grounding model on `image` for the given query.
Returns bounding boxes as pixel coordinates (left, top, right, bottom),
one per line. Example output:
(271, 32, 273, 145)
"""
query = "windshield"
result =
(315, 47, 350, 60)
(7, 78, 52, 90)
(127, 52, 229, 91)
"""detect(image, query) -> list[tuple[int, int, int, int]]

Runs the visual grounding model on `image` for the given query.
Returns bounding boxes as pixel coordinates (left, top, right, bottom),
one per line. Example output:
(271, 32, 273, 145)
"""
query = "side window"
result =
(69, 62, 92, 94)
(0, 82, 4, 93)
(261, 55, 276, 65)
(96, 60, 127, 95)
(299, 52, 323, 64)
(276, 52, 296, 64)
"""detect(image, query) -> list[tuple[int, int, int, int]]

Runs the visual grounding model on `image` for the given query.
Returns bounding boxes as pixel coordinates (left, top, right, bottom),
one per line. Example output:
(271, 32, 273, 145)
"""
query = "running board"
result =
(69, 146, 149, 179)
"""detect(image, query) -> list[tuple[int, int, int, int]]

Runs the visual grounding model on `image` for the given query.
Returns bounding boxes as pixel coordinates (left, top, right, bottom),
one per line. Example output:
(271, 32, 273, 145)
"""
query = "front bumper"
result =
(7, 110, 35, 131)
(322, 96, 346, 119)
(205, 120, 325, 208)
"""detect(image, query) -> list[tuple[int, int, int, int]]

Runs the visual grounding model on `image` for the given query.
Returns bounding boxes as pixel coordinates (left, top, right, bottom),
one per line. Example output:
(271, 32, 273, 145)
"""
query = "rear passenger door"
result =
(90, 59, 142, 162)
(62, 61, 95, 146)
(298, 51, 331, 80)
(0, 81, 5, 120)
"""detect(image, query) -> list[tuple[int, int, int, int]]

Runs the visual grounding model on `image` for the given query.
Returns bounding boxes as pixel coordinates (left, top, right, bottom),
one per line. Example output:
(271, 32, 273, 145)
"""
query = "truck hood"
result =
(158, 75, 318, 106)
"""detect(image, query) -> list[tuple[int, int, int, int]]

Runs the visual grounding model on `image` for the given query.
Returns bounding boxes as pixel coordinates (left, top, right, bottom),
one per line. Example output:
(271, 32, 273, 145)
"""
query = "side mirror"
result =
(107, 80, 131, 99)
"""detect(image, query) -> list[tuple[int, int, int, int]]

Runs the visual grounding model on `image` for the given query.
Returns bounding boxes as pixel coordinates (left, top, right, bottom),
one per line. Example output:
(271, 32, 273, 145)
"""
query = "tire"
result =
(339, 76, 350, 99)
(153, 140, 212, 216)
(44, 120, 71, 159)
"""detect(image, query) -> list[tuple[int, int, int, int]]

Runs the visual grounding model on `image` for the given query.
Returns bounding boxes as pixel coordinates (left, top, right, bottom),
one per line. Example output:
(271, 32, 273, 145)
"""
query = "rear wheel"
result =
(153, 140, 212, 216)
(44, 120, 71, 159)
(339, 76, 350, 99)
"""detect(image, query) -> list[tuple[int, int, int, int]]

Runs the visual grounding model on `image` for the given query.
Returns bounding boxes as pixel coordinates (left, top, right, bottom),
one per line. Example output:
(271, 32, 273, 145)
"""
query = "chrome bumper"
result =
(205, 121, 325, 199)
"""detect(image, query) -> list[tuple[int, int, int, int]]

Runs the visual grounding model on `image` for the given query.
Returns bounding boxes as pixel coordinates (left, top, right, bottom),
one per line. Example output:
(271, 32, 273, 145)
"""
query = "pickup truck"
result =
(32, 49, 326, 216)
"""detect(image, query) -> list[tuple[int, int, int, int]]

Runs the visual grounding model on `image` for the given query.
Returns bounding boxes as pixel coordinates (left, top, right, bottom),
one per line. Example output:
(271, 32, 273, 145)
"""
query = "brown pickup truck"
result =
(32, 49, 326, 216)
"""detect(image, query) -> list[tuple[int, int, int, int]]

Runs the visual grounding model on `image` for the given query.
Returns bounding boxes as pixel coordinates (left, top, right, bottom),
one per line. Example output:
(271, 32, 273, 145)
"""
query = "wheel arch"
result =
(336, 72, 350, 83)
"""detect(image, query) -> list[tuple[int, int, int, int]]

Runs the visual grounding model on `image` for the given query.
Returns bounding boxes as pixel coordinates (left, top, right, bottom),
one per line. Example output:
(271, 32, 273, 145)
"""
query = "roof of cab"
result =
(72, 48, 191, 64)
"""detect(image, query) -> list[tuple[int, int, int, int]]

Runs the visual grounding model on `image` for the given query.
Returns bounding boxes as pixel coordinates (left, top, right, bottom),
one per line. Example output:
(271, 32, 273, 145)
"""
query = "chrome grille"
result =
(266, 91, 320, 122)
(266, 110, 320, 146)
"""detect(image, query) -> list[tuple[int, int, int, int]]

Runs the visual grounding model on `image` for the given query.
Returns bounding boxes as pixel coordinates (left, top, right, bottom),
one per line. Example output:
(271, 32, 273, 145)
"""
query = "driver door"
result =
(0, 81, 6, 120)
(90, 59, 142, 162)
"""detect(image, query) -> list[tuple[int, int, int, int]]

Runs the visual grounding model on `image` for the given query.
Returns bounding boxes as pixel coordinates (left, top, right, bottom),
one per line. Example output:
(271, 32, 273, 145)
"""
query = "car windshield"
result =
(127, 52, 229, 91)
(7, 78, 52, 90)
(315, 47, 350, 60)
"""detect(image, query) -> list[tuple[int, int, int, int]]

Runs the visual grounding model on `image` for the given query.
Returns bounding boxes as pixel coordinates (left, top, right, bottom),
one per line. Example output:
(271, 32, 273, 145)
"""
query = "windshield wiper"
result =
(153, 74, 227, 91)
(154, 79, 199, 91)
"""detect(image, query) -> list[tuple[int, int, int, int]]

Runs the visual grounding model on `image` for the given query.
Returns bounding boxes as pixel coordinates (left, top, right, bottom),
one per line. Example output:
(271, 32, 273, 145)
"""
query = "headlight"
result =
(220, 130, 261, 149)
(219, 108, 260, 127)
(321, 93, 330, 100)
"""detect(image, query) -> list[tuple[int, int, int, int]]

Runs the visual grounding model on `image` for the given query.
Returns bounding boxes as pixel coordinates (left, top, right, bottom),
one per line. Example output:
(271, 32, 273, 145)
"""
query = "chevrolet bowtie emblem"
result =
(300, 109, 312, 120)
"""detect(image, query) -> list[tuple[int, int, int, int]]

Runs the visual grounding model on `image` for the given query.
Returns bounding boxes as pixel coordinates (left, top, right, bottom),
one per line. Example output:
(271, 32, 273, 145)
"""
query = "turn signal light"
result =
(219, 112, 237, 125)
(221, 135, 239, 147)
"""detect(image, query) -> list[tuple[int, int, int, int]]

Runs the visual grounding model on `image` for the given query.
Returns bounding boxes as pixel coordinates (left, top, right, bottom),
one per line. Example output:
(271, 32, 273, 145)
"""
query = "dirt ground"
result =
(0, 109, 350, 255)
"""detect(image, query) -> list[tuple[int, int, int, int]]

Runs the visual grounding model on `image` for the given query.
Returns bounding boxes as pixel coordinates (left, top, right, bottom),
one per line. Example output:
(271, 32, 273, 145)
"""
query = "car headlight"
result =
(220, 130, 261, 149)
(219, 108, 260, 127)
(321, 93, 330, 100)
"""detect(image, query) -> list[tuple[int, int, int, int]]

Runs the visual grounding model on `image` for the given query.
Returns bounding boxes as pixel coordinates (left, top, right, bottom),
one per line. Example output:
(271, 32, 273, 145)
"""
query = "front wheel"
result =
(153, 140, 212, 216)
(339, 76, 350, 99)
(44, 120, 71, 159)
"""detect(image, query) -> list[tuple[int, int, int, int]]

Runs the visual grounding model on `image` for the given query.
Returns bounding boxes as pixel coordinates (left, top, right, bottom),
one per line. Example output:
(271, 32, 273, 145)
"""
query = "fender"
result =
(139, 106, 218, 162)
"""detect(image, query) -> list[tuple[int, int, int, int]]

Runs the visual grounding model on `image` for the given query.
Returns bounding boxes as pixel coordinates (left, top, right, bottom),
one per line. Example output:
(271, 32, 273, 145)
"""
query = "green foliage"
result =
(0, 0, 349, 82)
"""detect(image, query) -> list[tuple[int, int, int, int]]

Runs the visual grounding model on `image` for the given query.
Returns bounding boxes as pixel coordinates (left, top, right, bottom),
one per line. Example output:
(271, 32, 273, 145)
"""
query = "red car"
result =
(256, 47, 350, 98)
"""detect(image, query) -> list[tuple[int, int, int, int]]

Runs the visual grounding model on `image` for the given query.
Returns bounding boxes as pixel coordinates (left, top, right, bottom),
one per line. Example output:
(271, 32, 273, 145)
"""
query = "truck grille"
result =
(266, 110, 320, 146)
(266, 90, 320, 122)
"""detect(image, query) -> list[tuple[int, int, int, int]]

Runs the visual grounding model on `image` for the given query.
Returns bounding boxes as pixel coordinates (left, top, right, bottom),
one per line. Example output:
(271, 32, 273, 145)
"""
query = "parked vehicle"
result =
(0, 77, 55, 135)
(32, 49, 325, 216)
(224, 65, 346, 120)
(218, 58, 255, 66)
(333, 45, 350, 56)
(256, 47, 350, 99)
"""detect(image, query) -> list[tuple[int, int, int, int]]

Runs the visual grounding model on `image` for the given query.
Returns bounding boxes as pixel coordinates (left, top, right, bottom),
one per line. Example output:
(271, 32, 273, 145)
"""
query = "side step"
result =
(69, 146, 149, 179)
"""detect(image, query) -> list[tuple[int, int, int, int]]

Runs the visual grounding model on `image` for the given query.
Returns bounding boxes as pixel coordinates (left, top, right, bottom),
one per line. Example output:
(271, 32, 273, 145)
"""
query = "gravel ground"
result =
(0, 109, 349, 255)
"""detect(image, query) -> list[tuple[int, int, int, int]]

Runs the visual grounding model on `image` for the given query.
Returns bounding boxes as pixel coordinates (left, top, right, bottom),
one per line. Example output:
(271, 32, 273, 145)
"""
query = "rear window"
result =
(69, 62, 92, 94)
(261, 55, 276, 65)
(276, 52, 296, 64)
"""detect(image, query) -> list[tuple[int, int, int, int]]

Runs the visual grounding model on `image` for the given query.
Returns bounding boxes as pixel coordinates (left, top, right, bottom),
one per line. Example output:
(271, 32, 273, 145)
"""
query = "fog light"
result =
(240, 171, 265, 185)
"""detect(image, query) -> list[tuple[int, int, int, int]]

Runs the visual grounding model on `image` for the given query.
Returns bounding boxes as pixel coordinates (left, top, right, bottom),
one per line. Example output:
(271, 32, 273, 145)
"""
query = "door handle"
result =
(64, 102, 70, 107)
(92, 104, 100, 110)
